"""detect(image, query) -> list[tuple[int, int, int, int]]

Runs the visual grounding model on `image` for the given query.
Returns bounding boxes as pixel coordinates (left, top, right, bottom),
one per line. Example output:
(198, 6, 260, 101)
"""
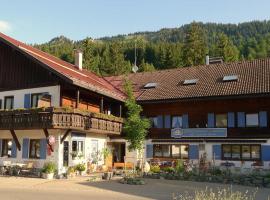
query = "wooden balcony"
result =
(0, 107, 123, 135)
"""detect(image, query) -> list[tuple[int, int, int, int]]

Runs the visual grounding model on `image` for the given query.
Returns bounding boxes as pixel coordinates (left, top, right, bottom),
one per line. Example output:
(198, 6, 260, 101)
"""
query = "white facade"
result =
(0, 85, 61, 109)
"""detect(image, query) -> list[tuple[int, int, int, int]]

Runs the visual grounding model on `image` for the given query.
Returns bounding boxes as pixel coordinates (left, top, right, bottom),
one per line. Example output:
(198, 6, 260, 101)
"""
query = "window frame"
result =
(31, 93, 44, 108)
(215, 113, 228, 128)
(1, 139, 12, 157)
(245, 113, 259, 127)
(29, 139, 41, 159)
(153, 144, 189, 159)
(171, 115, 183, 129)
(72, 140, 85, 158)
(4, 96, 14, 110)
(221, 144, 261, 161)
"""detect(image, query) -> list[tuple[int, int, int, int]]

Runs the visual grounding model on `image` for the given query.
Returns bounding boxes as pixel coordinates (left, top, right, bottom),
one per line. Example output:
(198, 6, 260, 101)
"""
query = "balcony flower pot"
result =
(41, 162, 56, 179)
(42, 172, 54, 180)
(103, 171, 113, 180)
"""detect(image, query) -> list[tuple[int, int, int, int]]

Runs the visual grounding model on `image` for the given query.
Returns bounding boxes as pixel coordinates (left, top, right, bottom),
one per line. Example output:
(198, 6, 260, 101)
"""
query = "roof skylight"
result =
(144, 82, 157, 89)
(183, 79, 198, 85)
(223, 75, 238, 82)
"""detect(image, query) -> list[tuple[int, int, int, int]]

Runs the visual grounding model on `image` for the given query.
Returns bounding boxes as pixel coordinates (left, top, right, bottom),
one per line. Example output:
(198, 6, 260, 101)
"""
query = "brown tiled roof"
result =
(0, 32, 126, 101)
(105, 59, 270, 101)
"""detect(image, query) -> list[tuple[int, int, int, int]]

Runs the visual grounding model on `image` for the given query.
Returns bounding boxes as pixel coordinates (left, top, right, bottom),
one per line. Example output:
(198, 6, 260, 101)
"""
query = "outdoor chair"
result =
(20, 162, 34, 176)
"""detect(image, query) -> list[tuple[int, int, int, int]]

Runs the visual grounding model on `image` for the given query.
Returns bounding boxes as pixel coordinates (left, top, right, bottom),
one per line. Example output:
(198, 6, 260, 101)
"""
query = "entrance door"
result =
(113, 143, 126, 163)
(63, 141, 69, 167)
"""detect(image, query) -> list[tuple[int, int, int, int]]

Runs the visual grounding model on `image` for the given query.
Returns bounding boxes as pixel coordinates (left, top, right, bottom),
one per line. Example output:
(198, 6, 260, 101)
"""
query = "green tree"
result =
(214, 33, 239, 62)
(139, 59, 156, 72)
(182, 22, 208, 67)
(123, 80, 151, 151)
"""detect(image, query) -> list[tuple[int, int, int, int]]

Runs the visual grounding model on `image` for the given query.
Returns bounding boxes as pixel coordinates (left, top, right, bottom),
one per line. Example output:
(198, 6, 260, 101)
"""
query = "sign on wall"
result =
(171, 128, 227, 138)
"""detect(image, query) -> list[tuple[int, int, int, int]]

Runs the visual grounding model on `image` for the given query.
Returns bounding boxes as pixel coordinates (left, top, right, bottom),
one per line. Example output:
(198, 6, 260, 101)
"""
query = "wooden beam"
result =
(119, 104, 122, 118)
(100, 97, 104, 113)
(10, 130, 21, 151)
(76, 89, 80, 108)
(61, 129, 71, 144)
(43, 128, 54, 152)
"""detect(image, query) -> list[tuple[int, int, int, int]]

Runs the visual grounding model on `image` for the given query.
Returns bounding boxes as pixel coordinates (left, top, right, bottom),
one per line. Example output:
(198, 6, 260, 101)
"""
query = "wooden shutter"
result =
(22, 138, 29, 159)
(11, 140, 17, 158)
(164, 115, 171, 128)
(182, 114, 189, 128)
(261, 145, 270, 161)
(24, 94, 31, 108)
(189, 145, 199, 159)
(237, 112, 245, 127)
(146, 144, 153, 158)
(259, 111, 267, 127)
(212, 145, 222, 160)
(40, 139, 47, 159)
(157, 115, 163, 128)
(207, 113, 215, 128)
(227, 112, 235, 128)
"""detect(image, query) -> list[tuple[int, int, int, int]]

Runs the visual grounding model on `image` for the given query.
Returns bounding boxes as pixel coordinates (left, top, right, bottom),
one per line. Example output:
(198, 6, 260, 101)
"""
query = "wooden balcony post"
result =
(119, 104, 122, 117)
(100, 97, 104, 113)
(43, 128, 54, 152)
(10, 130, 21, 151)
(76, 89, 80, 108)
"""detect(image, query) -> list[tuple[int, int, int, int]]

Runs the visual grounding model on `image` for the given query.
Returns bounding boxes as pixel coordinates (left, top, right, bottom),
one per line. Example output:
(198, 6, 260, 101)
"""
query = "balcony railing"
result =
(0, 107, 123, 135)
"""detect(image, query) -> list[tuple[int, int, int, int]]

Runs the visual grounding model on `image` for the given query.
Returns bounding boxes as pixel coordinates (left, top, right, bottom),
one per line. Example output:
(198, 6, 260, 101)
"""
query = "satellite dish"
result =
(132, 65, 138, 73)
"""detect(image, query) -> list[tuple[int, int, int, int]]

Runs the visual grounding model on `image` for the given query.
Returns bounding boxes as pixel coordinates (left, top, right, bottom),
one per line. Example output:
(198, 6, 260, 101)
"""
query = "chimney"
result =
(74, 49, 83, 70)
(205, 55, 209, 65)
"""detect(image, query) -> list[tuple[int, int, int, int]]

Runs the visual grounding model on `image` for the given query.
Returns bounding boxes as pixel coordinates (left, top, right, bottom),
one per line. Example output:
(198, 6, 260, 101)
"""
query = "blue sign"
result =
(171, 128, 227, 138)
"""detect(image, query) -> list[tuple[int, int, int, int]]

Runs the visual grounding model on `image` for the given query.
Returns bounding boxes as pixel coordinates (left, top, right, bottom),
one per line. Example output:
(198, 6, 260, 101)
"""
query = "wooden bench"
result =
(113, 162, 134, 170)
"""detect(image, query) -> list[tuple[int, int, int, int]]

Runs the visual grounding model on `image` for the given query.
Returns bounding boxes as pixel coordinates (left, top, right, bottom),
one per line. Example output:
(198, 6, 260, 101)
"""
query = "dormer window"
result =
(144, 82, 157, 89)
(183, 79, 198, 85)
(223, 75, 238, 82)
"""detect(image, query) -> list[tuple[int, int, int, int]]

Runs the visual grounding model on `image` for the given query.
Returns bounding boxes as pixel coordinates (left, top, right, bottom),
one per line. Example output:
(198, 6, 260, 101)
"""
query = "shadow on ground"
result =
(77, 178, 270, 200)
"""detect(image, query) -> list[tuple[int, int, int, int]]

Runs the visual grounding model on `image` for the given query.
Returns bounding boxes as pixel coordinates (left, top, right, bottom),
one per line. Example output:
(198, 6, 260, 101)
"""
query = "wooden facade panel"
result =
(142, 97, 270, 139)
(0, 41, 59, 91)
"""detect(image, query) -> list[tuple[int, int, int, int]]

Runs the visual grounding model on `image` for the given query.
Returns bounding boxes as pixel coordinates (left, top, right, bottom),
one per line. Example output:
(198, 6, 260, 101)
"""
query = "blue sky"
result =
(1, 0, 270, 44)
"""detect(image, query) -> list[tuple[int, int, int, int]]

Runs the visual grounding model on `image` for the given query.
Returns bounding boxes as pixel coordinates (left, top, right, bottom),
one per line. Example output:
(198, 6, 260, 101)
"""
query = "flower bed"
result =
(145, 159, 270, 188)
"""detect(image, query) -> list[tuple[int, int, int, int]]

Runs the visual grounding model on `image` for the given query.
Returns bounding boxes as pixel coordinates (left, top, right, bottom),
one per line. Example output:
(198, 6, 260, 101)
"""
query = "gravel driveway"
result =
(0, 176, 269, 200)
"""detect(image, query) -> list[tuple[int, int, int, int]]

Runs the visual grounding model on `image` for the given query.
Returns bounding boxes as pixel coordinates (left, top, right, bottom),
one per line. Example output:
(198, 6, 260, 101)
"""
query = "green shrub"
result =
(162, 167, 175, 173)
(76, 163, 86, 172)
(150, 165, 160, 173)
(175, 159, 185, 174)
(173, 187, 257, 200)
(42, 162, 57, 174)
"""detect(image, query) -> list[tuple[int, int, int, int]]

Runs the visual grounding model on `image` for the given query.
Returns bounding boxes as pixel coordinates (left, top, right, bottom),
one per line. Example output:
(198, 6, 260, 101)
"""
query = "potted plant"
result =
(67, 166, 76, 178)
(101, 147, 111, 171)
(41, 162, 56, 179)
(76, 163, 86, 175)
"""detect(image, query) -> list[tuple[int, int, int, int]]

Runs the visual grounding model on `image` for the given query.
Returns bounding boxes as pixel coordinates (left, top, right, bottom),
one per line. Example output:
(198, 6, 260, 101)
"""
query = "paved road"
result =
(0, 176, 269, 200)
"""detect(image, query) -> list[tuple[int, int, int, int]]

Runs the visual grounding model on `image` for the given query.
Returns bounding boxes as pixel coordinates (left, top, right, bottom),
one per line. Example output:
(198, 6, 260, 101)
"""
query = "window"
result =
(1, 139, 12, 157)
(31, 93, 44, 108)
(222, 144, 261, 160)
(215, 114, 227, 128)
(153, 144, 189, 159)
(223, 75, 238, 82)
(4, 96, 14, 110)
(183, 79, 198, 85)
(153, 144, 170, 157)
(172, 144, 189, 159)
(149, 117, 158, 128)
(29, 139, 41, 159)
(72, 140, 84, 156)
(149, 116, 163, 128)
(231, 145, 241, 159)
(172, 116, 182, 128)
(246, 113, 259, 127)
(144, 82, 157, 89)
